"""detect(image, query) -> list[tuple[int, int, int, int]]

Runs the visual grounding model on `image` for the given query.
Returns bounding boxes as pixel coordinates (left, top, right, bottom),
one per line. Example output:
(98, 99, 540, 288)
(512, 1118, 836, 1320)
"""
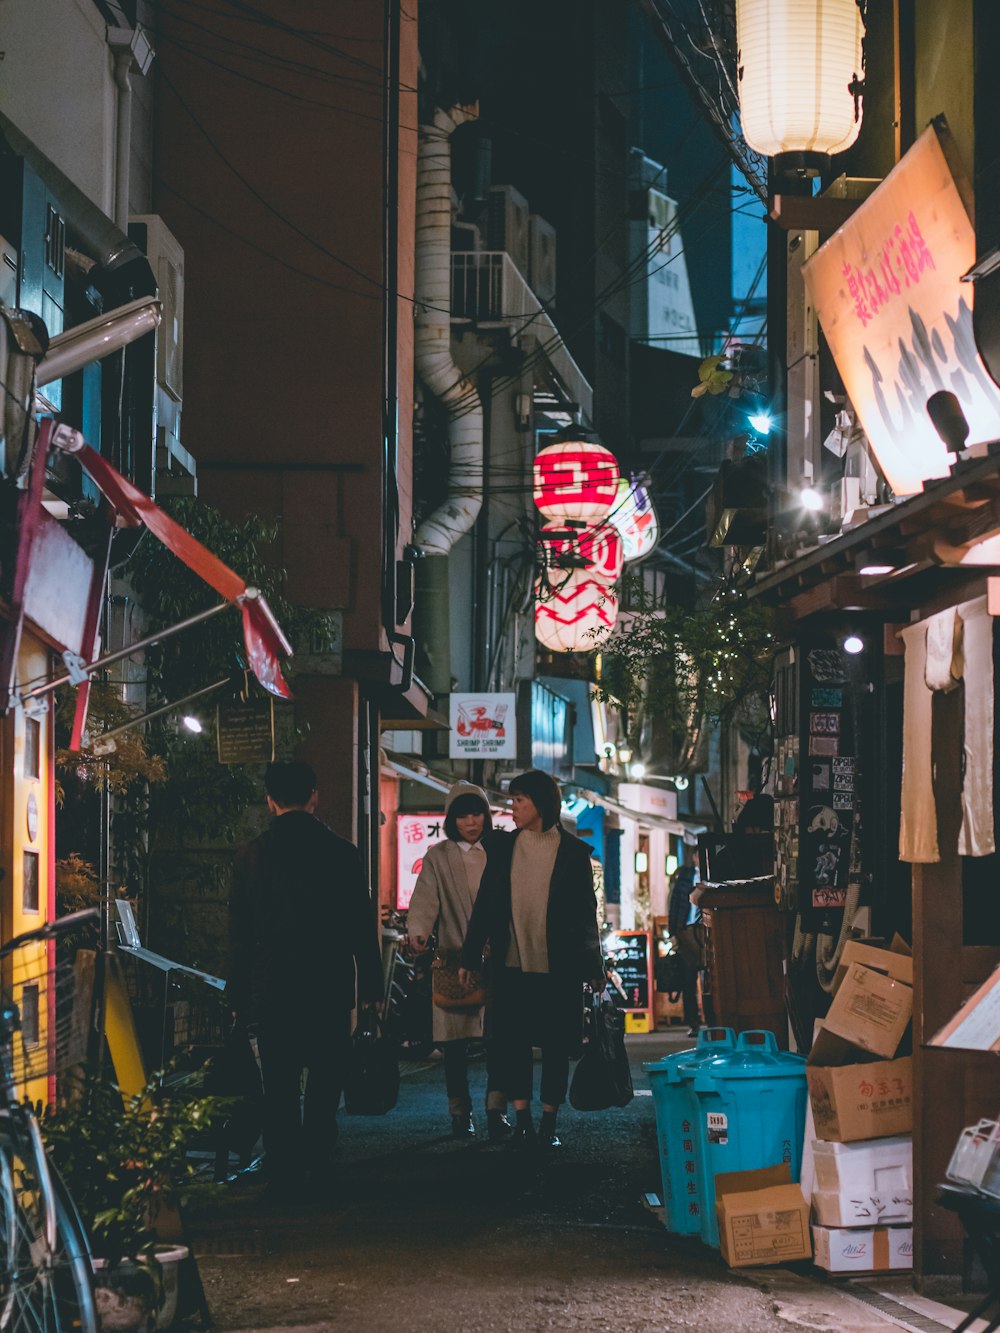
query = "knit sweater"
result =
(505, 825, 561, 972)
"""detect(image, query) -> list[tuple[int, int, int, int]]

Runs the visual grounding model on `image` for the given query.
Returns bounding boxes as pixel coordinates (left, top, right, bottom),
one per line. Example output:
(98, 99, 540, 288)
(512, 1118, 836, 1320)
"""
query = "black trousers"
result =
(256, 1011, 352, 1179)
(441, 1039, 507, 1116)
(490, 969, 574, 1107)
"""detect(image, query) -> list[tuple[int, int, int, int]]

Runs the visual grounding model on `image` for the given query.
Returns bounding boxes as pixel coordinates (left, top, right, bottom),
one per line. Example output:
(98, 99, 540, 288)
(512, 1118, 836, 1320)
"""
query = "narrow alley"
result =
(188, 1037, 918, 1333)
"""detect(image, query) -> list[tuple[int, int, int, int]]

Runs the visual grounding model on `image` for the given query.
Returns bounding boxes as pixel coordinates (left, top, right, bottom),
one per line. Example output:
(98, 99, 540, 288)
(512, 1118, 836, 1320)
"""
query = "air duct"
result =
(413, 104, 483, 556)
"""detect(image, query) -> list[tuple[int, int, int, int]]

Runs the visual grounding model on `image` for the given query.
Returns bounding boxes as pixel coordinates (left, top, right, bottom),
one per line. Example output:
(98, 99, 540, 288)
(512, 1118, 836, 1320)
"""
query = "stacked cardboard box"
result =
(805, 941, 915, 1275)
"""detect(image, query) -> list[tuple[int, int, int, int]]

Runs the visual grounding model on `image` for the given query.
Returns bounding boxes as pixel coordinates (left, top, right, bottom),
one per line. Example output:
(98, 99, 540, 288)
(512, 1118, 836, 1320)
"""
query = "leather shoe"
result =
(506, 1124, 535, 1149)
(487, 1111, 511, 1144)
(451, 1113, 476, 1139)
(540, 1130, 562, 1150)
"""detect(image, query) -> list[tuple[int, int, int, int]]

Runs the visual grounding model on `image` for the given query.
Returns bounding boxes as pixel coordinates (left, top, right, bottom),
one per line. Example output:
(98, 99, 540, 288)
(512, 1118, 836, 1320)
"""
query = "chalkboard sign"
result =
(216, 699, 275, 765)
(604, 930, 652, 1011)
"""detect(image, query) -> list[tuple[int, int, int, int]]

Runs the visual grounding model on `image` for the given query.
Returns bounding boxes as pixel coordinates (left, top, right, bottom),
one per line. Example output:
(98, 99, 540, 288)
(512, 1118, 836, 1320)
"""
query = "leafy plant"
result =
(43, 1068, 220, 1262)
(592, 575, 775, 748)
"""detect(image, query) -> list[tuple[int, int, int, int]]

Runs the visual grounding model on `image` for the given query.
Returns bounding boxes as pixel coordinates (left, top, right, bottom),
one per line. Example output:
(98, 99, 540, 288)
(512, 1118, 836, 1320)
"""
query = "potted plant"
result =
(43, 1068, 219, 1331)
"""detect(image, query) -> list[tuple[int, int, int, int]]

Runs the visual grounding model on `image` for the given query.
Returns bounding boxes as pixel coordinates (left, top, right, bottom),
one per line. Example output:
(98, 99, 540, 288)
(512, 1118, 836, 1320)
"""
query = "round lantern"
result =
(608, 475, 659, 563)
(535, 570, 618, 653)
(736, 0, 865, 173)
(533, 437, 620, 523)
(538, 521, 624, 583)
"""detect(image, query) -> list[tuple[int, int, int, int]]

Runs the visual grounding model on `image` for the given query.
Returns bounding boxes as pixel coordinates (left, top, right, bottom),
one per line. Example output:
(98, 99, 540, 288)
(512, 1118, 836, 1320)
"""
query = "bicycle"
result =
(0, 907, 102, 1333)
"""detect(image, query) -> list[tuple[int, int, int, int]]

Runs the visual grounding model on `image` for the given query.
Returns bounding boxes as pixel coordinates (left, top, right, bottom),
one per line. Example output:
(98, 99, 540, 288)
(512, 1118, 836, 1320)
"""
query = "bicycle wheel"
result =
(0, 1119, 98, 1333)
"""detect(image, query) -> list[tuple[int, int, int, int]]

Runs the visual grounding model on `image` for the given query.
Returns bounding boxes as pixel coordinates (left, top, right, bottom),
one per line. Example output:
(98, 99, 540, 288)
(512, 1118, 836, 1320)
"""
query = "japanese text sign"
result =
(396, 809, 515, 910)
(803, 123, 1000, 496)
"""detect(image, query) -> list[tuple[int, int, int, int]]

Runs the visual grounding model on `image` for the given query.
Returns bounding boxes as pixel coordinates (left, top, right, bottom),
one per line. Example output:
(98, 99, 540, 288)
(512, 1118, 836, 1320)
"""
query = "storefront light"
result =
(617, 746, 633, 764)
(665, 854, 679, 876)
(800, 486, 824, 512)
(634, 851, 649, 874)
(182, 715, 204, 734)
(630, 760, 647, 779)
(843, 634, 864, 655)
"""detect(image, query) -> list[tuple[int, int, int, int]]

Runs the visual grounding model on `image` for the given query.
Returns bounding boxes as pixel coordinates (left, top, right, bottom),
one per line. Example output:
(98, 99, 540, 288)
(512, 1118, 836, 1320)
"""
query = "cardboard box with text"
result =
(716, 1164, 812, 1269)
(807, 1026, 913, 1142)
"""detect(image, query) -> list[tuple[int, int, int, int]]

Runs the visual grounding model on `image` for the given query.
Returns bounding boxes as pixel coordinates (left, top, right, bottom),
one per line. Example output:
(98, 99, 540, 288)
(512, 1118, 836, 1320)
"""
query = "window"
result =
(24, 717, 40, 780)
(22, 852, 39, 913)
(20, 985, 39, 1047)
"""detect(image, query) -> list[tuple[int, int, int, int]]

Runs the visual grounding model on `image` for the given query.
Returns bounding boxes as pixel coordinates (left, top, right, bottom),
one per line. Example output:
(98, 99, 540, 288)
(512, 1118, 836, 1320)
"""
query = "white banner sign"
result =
(448, 692, 516, 759)
(396, 809, 516, 910)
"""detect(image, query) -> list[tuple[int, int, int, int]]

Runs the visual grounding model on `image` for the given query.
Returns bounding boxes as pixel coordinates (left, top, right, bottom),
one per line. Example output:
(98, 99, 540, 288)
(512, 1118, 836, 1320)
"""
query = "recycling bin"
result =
(690, 1029, 807, 1248)
(644, 1028, 736, 1234)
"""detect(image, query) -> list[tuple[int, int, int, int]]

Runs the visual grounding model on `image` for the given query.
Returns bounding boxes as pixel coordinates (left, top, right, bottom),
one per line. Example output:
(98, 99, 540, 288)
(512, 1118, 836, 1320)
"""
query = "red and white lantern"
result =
(535, 570, 618, 653)
(533, 440, 620, 523)
(538, 521, 624, 583)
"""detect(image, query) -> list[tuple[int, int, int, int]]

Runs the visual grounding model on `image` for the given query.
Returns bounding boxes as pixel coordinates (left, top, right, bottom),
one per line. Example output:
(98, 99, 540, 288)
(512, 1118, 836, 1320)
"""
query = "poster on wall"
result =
(396, 810, 516, 910)
(448, 693, 516, 759)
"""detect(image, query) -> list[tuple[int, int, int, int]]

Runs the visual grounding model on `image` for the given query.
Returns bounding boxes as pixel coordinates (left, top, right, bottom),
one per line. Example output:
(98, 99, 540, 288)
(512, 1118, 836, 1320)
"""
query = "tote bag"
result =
(569, 995, 634, 1112)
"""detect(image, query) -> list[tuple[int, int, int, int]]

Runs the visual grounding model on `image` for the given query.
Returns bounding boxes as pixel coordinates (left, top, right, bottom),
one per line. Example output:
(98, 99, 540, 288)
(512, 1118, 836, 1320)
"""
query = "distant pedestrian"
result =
(460, 770, 605, 1150)
(228, 761, 383, 1198)
(667, 863, 703, 1036)
(407, 782, 510, 1142)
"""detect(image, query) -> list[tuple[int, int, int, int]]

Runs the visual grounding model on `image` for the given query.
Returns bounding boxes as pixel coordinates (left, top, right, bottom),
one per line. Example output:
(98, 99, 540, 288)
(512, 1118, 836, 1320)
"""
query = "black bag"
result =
(344, 1009, 400, 1115)
(654, 950, 686, 997)
(569, 995, 634, 1112)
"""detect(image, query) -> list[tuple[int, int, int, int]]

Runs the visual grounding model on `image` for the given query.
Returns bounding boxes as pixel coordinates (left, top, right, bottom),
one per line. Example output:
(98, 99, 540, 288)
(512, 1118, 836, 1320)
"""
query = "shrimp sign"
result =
(448, 692, 517, 759)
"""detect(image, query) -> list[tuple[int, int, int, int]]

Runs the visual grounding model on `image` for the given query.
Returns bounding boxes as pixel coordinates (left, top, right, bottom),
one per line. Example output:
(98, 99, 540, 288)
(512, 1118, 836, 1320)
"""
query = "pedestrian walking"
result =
(406, 782, 510, 1142)
(667, 863, 703, 1036)
(227, 760, 383, 1198)
(459, 770, 605, 1150)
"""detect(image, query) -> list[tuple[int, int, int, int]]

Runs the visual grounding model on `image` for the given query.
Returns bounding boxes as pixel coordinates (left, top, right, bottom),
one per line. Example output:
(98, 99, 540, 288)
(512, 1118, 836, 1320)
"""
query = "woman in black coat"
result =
(459, 769, 605, 1149)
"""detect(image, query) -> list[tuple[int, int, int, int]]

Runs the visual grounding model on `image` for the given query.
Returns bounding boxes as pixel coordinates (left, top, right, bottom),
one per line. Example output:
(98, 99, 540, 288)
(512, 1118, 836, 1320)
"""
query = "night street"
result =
(188, 1035, 904, 1333)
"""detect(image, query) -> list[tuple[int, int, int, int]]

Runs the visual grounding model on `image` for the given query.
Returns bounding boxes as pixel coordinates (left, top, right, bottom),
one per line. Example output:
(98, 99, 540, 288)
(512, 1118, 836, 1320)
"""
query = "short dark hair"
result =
(734, 793, 774, 832)
(509, 769, 562, 830)
(444, 793, 493, 841)
(265, 761, 317, 808)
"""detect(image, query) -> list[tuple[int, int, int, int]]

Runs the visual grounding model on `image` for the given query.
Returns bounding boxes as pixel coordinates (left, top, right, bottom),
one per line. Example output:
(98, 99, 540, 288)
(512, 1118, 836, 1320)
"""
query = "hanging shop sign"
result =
(396, 809, 516, 910)
(448, 692, 516, 759)
(608, 474, 659, 563)
(803, 122, 1000, 497)
(533, 440, 620, 522)
(534, 571, 618, 653)
(217, 697, 276, 765)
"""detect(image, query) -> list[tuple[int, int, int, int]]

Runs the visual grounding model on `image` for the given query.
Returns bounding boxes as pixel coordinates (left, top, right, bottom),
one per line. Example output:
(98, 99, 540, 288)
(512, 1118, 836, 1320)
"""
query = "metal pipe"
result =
(93, 677, 230, 744)
(22, 600, 231, 701)
(36, 296, 162, 386)
(111, 46, 133, 230)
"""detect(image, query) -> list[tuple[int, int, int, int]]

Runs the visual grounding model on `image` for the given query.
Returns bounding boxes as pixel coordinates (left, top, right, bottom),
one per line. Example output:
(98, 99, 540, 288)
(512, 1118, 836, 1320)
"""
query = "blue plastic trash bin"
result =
(644, 1028, 737, 1234)
(690, 1029, 807, 1248)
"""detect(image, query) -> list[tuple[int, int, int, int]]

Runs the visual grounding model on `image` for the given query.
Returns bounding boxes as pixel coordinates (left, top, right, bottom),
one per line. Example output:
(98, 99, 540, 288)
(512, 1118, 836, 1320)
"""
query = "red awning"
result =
(54, 430, 293, 701)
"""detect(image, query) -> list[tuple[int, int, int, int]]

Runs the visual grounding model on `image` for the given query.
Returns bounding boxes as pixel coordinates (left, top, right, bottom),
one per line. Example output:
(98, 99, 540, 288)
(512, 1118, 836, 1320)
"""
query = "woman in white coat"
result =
(407, 783, 510, 1141)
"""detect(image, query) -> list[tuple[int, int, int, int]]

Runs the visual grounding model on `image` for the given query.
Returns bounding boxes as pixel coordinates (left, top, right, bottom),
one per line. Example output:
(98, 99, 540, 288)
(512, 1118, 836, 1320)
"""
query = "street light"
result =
(800, 487, 825, 513)
(735, 0, 866, 177)
(182, 715, 204, 734)
(843, 634, 864, 655)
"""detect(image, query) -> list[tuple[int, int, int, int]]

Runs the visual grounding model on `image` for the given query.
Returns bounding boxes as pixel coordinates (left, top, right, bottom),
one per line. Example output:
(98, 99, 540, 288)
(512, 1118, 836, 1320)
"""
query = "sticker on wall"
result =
(811, 761, 831, 791)
(811, 687, 843, 708)
(809, 736, 840, 756)
(810, 712, 841, 736)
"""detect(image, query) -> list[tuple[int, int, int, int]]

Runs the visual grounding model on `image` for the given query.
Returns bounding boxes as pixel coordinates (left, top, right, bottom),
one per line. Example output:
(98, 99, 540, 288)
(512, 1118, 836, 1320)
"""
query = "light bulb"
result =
(748, 412, 772, 435)
(630, 761, 647, 779)
(800, 487, 824, 512)
(182, 715, 204, 734)
(843, 635, 864, 655)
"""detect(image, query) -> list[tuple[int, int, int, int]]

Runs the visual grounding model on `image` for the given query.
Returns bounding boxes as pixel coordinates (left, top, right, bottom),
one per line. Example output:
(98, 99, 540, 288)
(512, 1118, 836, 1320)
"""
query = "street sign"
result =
(448, 692, 516, 759)
(216, 698, 275, 765)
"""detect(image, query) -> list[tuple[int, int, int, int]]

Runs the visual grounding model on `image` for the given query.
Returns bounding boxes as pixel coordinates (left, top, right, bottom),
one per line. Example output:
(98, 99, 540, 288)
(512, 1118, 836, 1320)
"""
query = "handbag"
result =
(431, 948, 487, 1010)
(569, 995, 634, 1112)
(343, 1009, 400, 1115)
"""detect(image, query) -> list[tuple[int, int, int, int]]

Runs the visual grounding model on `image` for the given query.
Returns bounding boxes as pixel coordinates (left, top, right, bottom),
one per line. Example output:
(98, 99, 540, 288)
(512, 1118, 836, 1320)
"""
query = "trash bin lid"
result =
(692, 1029, 806, 1087)
(643, 1028, 737, 1083)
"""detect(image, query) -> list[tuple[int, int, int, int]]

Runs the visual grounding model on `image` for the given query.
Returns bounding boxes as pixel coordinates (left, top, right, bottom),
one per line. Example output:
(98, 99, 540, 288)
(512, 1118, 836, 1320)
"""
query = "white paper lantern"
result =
(538, 521, 624, 583)
(736, 0, 865, 167)
(535, 570, 618, 653)
(533, 440, 620, 523)
(608, 475, 659, 563)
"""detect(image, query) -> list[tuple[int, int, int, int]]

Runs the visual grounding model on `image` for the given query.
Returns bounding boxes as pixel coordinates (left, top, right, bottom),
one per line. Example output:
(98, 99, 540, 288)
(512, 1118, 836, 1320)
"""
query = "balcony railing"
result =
(451, 251, 593, 422)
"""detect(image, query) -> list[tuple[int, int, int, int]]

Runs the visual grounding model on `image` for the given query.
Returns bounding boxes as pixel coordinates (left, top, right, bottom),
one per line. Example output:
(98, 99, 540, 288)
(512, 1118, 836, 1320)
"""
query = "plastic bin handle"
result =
(737, 1030, 779, 1053)
(697, 1027, 736, 1048)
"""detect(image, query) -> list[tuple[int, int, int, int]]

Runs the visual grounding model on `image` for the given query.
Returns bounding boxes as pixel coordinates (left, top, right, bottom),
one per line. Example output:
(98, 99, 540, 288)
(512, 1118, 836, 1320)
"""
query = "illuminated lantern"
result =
(533, 437, 620, 523)
(736, 0, 865, 173)
(538, 521, 624, 583)
(535, 570, 618, 653)
(608, 475, 659, 563)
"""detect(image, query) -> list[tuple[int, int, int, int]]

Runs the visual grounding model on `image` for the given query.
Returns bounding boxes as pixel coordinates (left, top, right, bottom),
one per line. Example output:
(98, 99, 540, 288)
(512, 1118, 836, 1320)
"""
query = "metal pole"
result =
(22, 601, 232, 702)
(94, 677, 231, 744)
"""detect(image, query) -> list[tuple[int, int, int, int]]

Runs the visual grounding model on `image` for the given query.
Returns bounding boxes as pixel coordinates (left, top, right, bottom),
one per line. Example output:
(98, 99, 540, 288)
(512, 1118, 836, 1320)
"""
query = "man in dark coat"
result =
(228, 761, 383, 1192)
(667, 863, 702, 1035)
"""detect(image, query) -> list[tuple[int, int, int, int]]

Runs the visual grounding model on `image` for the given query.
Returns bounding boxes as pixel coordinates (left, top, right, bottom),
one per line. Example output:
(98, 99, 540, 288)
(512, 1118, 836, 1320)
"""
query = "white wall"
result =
(618, 818, 637, 929)
(3, 0, 119, 215)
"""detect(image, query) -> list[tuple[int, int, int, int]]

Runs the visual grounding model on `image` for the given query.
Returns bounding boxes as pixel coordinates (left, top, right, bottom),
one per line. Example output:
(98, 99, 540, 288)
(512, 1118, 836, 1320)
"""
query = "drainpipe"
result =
(107, 26, 155, 231)
(413, 103, 483, 697)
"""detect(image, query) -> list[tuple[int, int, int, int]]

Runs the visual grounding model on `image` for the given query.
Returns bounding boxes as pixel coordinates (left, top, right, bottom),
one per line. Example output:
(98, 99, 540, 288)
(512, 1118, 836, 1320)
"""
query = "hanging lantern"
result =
(538, 521, 624, 583)
(608, 475, 659, 563)
(735, 0, 865, 176)
(535, 570, 618, 653)
(533, 437, 620, 523)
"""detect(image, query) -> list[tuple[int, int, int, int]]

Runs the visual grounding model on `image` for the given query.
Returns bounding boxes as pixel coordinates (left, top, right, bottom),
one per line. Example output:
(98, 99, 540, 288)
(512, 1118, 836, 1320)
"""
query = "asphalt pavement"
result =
(185, 1032, 903, 1333)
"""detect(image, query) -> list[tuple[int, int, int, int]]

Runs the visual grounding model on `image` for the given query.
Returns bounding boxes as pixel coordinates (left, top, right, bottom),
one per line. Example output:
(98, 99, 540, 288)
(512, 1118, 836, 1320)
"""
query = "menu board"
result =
(604, 930, 652, 1011)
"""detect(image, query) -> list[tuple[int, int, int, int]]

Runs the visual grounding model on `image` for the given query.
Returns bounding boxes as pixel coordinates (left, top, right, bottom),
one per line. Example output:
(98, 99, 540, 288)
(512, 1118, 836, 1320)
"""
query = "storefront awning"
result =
(383, 758, 453, 795)
(51, 425, 293, 701)
(593, 791, 707, 843)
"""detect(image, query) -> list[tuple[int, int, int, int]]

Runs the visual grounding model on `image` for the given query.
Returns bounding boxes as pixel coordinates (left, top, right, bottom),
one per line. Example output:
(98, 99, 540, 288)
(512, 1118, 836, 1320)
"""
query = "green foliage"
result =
(42, 1069, 221, 1262)
(593, 575, 775, 742)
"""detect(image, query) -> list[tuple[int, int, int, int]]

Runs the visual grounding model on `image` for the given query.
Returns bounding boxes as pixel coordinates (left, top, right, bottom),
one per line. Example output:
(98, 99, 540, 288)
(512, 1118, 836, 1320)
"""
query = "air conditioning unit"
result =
(528, 214, 557, 306)
(487, 185, 530, 274)
(130, 214, 184, 402)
